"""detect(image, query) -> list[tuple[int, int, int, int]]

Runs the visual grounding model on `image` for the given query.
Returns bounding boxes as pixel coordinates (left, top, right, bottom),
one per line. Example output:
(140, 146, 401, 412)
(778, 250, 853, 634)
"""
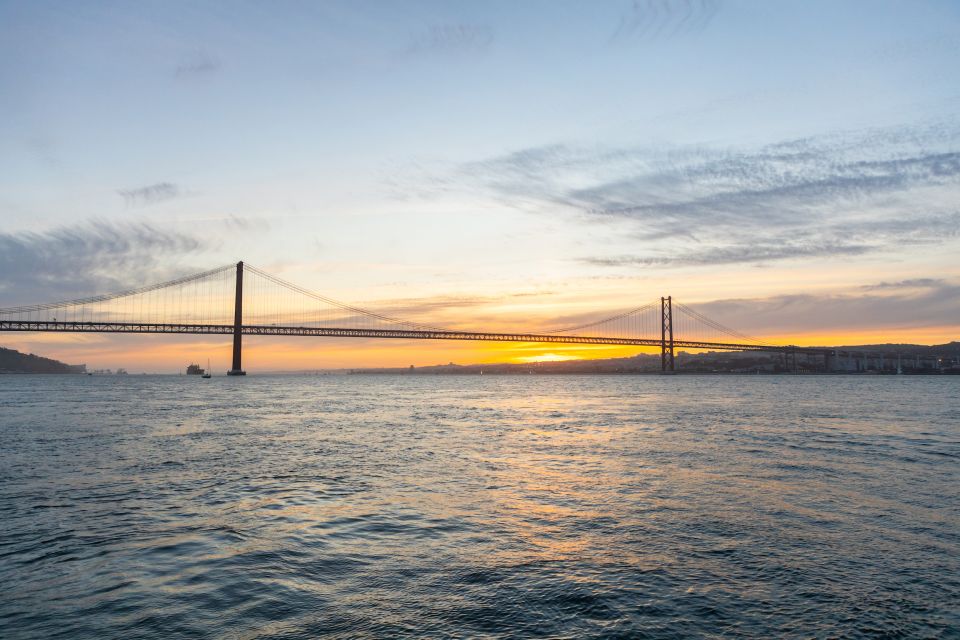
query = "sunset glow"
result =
(1, 1, 957, 370)
(2, 4, 958, 638)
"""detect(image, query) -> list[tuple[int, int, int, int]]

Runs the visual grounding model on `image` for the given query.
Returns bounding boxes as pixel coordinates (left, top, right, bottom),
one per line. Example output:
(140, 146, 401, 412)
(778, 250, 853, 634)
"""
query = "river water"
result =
(1, 374, 958, 638)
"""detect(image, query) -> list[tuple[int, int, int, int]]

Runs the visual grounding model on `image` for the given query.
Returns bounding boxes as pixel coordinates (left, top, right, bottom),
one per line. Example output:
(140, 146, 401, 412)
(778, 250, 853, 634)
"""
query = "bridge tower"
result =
(661, 296, 674, 372)
(227, 261, 246, 376)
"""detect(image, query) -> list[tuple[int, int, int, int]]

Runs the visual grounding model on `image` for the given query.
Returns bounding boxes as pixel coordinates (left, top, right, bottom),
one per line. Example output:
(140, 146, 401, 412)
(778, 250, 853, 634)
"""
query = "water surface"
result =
(1, 375, 958, 638)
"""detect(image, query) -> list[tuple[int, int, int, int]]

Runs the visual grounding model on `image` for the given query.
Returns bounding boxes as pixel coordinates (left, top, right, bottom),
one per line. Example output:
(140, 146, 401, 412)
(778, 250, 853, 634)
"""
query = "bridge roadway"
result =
(0, 320, 827, 355)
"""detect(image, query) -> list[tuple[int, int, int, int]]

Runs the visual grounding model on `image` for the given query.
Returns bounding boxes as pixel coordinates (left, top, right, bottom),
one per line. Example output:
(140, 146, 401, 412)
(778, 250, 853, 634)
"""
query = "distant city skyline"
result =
(2, 0, 959, 371)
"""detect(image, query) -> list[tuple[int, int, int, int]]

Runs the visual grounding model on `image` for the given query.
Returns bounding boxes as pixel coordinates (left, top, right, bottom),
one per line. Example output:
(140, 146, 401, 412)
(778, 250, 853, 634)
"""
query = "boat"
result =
(202, 358, 212, 378)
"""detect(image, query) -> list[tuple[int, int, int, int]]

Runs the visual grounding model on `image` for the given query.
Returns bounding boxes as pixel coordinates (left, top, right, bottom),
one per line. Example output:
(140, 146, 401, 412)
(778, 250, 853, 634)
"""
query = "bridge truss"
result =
(0, 319, 818, 354)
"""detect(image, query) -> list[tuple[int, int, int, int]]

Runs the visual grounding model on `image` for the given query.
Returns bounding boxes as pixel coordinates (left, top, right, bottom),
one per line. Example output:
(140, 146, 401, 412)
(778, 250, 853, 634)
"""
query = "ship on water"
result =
(185, 363, 205, 375)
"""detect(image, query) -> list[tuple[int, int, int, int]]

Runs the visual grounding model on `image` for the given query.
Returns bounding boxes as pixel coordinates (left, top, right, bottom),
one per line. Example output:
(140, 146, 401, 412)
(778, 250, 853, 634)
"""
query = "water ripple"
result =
(1, 375, 958, 638)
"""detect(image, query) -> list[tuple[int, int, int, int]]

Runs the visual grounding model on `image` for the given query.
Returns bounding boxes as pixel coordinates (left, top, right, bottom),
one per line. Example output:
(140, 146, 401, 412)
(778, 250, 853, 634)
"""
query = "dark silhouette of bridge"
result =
(0, 261, 943, 373)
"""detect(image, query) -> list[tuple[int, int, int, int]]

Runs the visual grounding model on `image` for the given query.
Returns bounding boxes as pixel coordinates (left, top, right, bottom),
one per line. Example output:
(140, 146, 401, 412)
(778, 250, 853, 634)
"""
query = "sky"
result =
(1, 0, 959, 372)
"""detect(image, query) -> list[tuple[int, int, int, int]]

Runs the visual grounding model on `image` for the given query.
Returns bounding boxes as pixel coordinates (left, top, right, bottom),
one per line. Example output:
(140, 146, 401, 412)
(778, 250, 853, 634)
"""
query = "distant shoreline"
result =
(3, 341, 958, 376)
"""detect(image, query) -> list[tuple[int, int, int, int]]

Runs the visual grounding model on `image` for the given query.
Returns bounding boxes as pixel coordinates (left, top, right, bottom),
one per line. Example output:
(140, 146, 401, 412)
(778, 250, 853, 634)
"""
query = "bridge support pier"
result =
(227, 261, 246, 376)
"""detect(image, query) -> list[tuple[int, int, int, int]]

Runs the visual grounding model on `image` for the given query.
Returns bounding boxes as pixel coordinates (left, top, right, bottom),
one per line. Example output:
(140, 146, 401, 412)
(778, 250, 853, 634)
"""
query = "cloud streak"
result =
(427, 120, 960, 267)
(685, 282, 960, 337)
(585, 241, 874, 267)
(581, 210, 960, 267)
(0, 221, 207, 305)
(405, 24, 494, 55)
(176, 51, 220, 76)
(610, 0, 721, 43)
(118, 182, 181, 207)
(862, 278, 945, 290)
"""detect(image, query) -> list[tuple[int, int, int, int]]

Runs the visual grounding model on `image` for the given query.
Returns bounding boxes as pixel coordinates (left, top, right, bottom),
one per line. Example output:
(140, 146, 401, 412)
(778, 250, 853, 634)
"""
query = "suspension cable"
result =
(244, 264, 450, 331)
(674, 302, 774, 346)
(0, 264, 236, 315)
(543, 301, 660, 333)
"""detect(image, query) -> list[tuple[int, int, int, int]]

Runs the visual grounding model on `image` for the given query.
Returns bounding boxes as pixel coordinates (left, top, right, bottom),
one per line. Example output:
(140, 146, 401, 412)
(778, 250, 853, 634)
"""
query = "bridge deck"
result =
(0, 320, 824, 354)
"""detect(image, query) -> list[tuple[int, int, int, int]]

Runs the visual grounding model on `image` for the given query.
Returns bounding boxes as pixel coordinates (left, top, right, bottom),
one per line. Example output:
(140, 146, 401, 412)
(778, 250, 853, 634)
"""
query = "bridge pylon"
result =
(227, 261, 246, 376)
(661, 296, 674, 373)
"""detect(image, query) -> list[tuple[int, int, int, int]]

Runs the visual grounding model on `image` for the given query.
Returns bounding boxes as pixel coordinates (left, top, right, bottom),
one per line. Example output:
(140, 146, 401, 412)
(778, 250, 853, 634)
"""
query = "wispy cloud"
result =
(425, 120, 960, 267)
(610, 0, 721, 43)
(861, 278, 945, 290)
(405, 24, 494, 55)
(685, 282, 960, 337)
(118, 182, 181, 207)
(581, 210, 960, 267)
(175, 50, 220, 76)
(358, 289, 558, 325)
(0, 221, 207, 305)
(585, 241, 874, 267)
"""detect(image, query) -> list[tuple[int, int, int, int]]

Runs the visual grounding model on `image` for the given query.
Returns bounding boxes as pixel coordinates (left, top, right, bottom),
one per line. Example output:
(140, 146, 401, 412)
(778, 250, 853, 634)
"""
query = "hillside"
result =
(0, 347, 86, 374)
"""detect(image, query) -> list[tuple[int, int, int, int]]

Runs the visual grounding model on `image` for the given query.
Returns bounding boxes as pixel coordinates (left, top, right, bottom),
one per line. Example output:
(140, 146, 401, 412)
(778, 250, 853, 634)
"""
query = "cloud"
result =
(862, 278, 945, 290)
(610, 0, 721, 43)
(0, 221, 207, 305)
(176, 51, 220, 76)
(684, 282, 960, 337)
(583, 151, 960, 224)
(432, 120, 960, 266)
(118, 182, 181, 207)
(406, 24, 494, 55)
(262, 287, 561, 334)
(579, 210, 960, 267)
(222, 214, 270, 233)
(584, 241, 874, 267)
(362, 278, 959, 341)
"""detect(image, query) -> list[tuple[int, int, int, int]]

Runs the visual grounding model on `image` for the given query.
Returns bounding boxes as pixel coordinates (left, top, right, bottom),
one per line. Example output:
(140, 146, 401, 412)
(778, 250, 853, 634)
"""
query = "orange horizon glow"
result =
(3, 324, 957, 374)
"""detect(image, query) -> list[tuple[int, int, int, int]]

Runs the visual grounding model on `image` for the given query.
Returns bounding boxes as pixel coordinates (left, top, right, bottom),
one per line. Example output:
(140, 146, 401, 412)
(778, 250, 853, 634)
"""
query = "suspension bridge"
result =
(0, 261, 928, 374)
